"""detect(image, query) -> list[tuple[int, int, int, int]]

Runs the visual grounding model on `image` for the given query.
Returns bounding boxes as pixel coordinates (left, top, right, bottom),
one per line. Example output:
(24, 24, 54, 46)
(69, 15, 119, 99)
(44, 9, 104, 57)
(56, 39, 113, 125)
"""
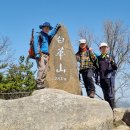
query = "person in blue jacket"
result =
(95, 42, 117, 109)
(34, 22, 61, 89)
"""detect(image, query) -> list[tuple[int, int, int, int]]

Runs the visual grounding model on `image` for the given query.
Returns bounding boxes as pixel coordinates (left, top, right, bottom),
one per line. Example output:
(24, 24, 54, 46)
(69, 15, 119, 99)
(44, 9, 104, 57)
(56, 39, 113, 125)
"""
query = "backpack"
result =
(28, 29, 43, 59)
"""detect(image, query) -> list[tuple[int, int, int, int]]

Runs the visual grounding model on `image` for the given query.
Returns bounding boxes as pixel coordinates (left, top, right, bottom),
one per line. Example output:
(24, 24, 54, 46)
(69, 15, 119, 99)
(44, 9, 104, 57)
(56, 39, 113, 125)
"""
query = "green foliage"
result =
(0, 56, 36, 93)
(0, 63, 8, 69)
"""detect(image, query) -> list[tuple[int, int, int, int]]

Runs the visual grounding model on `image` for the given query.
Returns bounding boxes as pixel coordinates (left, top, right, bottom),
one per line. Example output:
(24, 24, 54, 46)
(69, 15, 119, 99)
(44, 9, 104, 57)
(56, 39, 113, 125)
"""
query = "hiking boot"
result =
(36, 84, 45, 90)
(36, 85, 44, 90)
(89, 91, 95, 98)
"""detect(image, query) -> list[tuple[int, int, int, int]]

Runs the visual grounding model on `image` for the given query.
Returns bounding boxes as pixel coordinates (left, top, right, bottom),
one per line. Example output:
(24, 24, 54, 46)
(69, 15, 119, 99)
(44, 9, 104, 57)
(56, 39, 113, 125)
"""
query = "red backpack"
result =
(28, 29, 43, 59)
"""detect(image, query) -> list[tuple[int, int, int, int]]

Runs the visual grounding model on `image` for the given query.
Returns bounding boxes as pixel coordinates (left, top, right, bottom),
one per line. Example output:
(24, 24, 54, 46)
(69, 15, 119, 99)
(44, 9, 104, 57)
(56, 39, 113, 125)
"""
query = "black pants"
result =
(100, 78, 115, 109)
(81, 69, 95, 96)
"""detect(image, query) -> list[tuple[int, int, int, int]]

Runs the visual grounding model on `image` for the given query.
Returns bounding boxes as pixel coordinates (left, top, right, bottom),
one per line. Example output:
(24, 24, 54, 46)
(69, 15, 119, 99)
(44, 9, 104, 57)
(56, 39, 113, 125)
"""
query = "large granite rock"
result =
(0, 89, 113, 130)
(113, 108, 127, 123)
(123, 109, 130, 126)
(112, 125, 130, 130)
(46, 26, 81, 95)
(113, 108, 130, 130)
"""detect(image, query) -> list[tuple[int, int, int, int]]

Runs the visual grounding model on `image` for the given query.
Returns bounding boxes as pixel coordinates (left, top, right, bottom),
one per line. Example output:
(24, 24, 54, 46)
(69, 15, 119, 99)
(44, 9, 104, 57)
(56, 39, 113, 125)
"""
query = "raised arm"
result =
(49, 24, 61, 39)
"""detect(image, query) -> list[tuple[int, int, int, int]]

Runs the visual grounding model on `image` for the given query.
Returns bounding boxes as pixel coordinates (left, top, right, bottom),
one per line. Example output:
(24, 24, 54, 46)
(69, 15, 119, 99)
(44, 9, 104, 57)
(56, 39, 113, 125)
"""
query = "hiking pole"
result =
(79, 76, 104, 100)
(30, 28, 34, 45)
(94, 82, 104, 100)
(95, 91, 104, 100)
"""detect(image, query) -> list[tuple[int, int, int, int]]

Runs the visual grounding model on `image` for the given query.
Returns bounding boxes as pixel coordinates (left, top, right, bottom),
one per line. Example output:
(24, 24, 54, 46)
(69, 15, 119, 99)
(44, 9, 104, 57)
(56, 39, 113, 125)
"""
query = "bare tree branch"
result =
(0, 36, 14, 70)
(78, 27, 95, 47)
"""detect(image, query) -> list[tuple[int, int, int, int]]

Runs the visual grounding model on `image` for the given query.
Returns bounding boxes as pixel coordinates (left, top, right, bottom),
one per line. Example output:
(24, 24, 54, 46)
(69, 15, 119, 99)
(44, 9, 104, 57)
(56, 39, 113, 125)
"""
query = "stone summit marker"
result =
(46, 26, 81, 95)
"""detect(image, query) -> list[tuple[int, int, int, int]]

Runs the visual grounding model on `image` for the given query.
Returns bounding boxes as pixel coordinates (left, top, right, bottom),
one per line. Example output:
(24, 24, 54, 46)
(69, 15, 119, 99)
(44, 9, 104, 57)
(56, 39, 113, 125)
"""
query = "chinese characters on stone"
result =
(55, 36, 66, 81)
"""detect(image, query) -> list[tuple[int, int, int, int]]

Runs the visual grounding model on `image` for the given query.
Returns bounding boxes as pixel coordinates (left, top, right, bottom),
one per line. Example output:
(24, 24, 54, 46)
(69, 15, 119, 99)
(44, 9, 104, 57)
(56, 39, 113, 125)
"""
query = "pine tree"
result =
(0, 56, 36, 93)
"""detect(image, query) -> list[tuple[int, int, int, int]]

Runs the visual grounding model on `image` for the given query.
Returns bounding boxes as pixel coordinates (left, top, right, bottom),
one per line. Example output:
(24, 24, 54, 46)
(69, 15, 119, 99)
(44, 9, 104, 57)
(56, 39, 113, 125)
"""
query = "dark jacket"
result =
(97, 54, 117, 79)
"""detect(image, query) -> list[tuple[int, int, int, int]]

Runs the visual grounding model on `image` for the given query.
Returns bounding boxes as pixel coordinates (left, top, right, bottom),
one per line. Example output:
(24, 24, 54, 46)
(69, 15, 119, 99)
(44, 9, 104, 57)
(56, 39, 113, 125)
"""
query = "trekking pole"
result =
(79, 77, 104, 100)
(95, 91, 104, 100)
(30, 28, 34, 45)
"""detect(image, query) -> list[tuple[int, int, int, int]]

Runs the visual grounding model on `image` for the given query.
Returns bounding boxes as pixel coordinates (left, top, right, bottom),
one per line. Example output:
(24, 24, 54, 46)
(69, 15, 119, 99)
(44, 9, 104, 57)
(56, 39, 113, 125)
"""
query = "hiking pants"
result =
(100, 78, 115, 109)
(36, 53, 49, 86)
(81, 69, 95, 96)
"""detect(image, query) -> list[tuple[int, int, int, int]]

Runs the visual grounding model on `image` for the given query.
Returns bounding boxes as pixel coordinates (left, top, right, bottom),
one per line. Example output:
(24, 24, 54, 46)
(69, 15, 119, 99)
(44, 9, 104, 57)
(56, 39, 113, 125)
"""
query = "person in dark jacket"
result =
(34, 22, 61, 89)
(76, 39, 97, 98)
(96, 42, 117, 109)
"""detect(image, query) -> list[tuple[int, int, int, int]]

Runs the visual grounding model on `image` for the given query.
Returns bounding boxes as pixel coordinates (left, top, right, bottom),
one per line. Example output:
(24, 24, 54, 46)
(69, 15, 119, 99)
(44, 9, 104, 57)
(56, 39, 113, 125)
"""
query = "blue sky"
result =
(0, 0, 130, 59)
(0, 0, 130, 103)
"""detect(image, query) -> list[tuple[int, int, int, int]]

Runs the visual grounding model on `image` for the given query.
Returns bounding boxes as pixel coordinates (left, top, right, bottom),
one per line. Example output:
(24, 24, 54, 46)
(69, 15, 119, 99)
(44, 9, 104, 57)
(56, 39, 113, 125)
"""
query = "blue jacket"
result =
(34, 25, 58, 58)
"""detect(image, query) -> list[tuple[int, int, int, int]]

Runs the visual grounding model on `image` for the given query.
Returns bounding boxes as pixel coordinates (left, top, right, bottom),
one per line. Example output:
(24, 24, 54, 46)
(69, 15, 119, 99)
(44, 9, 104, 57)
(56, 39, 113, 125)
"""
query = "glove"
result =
(110, 60, 118, 70)
(109, 56, 114, 64)
(55, 24, 61, 31)
(89, 48, 93, 53)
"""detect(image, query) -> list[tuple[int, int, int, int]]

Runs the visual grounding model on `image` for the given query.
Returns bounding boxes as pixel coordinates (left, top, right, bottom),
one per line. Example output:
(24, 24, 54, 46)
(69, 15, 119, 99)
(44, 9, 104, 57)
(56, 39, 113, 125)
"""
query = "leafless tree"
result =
(0, 36, 14, 70)
(78, 27, 95, 47)
(103, 20, 130, 105)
